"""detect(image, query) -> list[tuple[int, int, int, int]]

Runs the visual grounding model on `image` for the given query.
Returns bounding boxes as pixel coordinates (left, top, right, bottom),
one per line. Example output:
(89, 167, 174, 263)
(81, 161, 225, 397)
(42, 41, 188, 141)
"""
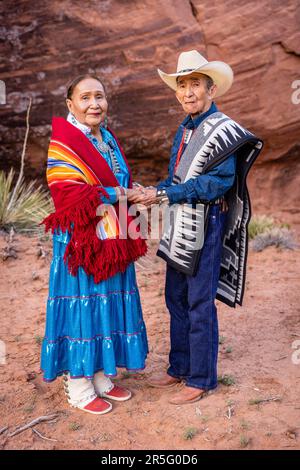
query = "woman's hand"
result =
(127, 188, 146, 203)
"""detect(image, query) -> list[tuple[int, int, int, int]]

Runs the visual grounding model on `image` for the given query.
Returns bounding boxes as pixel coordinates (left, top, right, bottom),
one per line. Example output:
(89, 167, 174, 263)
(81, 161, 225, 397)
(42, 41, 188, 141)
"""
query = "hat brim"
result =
(157, 61, 233, 98)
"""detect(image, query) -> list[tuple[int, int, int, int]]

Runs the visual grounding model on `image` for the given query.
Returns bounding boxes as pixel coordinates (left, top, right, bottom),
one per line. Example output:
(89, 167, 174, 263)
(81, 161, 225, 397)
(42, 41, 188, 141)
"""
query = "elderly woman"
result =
(40, 74, 148, 414)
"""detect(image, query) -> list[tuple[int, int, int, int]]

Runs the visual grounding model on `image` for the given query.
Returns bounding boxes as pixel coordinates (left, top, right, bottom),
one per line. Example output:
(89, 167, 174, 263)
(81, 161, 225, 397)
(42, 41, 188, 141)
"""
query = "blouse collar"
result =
(67, 112, 94, 136)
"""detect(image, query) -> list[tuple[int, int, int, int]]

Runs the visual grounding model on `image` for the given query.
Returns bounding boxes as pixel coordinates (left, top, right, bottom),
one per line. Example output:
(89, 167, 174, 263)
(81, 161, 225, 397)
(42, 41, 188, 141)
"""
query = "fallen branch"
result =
(249, 396, 282, 405)
(32, 427, 58, 442)
(275, 355, 288, 361)
(225, 406, 234, 420)
(8, 414, 58, 438)
(0, 426, 8, 435)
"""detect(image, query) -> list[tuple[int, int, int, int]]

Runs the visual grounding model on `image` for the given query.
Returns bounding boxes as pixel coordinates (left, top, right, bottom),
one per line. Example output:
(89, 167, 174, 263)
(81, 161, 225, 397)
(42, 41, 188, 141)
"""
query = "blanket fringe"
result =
(41, 188, 147, 283)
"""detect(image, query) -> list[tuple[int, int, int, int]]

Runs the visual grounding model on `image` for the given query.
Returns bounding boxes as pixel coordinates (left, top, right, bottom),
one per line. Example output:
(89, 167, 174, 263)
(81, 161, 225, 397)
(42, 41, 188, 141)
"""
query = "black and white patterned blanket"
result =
(157, 112, 263, 308)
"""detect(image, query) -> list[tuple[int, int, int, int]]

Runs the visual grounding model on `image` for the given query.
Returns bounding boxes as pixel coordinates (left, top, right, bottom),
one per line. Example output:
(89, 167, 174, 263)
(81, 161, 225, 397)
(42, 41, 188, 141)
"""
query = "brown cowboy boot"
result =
(168, 385, 207, 405)
(147, 372, 182, 389)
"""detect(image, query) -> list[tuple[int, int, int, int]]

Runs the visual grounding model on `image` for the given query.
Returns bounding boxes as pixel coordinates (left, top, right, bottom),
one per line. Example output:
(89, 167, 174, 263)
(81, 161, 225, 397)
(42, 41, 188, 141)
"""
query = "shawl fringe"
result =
(41, 187, 147, 283)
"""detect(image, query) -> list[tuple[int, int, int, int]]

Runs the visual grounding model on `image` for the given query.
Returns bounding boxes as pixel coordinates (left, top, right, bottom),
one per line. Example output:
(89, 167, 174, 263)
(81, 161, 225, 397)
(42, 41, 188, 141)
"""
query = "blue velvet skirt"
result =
(40, 230, 148, 382)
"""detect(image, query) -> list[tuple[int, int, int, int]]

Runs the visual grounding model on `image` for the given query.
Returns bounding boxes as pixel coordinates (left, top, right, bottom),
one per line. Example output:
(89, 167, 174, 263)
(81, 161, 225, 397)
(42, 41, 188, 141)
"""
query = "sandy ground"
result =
(0, 213, 300, 451)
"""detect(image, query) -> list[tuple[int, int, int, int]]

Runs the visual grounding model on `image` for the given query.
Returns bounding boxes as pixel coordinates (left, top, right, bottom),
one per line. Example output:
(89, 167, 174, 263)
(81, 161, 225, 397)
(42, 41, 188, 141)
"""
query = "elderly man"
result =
(141, 50, 263, 404)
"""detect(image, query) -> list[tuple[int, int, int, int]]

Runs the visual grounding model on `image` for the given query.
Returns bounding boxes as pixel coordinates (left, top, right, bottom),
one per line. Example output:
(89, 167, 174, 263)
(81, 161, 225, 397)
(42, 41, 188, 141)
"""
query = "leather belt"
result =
(209, 197, 228, 212)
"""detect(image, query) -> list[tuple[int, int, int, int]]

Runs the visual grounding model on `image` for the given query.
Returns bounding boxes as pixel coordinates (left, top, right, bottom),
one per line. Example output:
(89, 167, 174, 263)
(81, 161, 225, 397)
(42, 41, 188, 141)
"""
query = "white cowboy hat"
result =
(157, 50, 233, 98)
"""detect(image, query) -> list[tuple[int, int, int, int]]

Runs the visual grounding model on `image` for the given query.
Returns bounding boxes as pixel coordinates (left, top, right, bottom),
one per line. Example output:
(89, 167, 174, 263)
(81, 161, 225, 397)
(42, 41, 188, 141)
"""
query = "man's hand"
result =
(139, 188, 159, 207)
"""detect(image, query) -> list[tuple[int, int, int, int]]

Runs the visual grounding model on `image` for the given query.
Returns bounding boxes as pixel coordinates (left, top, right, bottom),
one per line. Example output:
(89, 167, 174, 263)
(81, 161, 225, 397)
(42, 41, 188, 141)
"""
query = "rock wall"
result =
(0, 0, 299, 214)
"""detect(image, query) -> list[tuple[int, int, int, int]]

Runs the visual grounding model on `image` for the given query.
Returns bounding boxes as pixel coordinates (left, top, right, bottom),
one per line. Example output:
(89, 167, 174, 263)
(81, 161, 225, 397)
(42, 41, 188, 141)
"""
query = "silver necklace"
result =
(97, 140, 110, 153)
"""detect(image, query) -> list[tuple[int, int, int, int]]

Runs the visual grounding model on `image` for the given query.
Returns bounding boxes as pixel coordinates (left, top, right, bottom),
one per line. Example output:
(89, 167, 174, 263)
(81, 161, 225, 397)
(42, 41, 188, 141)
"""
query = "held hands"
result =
(126, 184, 160, 207)
(138, 188, 158, 207)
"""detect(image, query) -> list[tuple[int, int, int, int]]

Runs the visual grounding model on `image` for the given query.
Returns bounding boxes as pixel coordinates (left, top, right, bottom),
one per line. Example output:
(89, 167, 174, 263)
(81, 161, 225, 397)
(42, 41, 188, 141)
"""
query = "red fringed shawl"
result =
(42, 117, 147, 283)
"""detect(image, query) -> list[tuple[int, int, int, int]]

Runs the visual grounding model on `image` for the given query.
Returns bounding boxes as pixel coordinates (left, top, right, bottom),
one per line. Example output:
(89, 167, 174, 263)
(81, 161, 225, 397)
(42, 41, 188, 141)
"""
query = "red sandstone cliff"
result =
(0, 0, 299, 214)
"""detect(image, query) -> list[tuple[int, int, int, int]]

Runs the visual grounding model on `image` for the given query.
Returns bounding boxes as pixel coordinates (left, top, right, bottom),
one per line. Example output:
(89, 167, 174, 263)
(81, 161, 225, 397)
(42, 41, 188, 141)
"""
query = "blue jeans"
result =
(165, 204, 227, 390)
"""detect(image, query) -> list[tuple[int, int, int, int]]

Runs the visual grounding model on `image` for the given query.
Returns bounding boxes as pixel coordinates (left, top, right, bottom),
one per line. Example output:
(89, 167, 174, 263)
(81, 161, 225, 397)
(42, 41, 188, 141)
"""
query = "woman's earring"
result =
(104, 116, 108, 129)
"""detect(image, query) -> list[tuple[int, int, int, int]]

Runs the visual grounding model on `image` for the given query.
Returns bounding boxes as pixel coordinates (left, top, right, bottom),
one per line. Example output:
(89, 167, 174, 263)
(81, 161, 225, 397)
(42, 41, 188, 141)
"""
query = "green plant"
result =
(225, 346, 232, 354)
(218, 374, 235, 386)
(240, 434, 250, 448)
(34, 335, 43, 345)
(240, 420, 250, 431)
(69, 422, 81, 431)
(248, 215, 275, 240)
(219, 335, 226, 345)
(99, 433, 112, 442)
(0, 169, 53, 233)
(183, 427, 198, 440)
(0, 98, 53, 234)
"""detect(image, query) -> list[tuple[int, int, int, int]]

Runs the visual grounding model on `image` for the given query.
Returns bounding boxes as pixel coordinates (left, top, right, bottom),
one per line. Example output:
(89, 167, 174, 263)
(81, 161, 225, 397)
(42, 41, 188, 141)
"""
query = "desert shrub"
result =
(248, 215, 297, 251)
(251, 227, 297, 252)
(248, 215, 276, 240)
(0, 169, 52, 233)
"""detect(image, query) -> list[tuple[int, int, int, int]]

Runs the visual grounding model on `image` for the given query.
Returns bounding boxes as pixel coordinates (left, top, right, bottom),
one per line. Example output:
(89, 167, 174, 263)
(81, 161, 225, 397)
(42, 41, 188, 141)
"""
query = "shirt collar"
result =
(67, 112, 93, 136)
(181, 102, 218, 129)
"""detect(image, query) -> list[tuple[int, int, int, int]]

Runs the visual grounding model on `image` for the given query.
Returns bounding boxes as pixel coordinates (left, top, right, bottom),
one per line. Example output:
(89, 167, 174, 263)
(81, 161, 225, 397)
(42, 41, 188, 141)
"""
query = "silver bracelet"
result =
(156, 189, 169, 205)
(115, 186, 127, 200)
(156, 189, 166, 198)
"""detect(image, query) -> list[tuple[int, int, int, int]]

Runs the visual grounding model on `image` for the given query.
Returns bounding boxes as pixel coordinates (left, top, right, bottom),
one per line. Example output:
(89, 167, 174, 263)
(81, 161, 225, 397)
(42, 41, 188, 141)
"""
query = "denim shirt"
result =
(157, 102, 236, 204)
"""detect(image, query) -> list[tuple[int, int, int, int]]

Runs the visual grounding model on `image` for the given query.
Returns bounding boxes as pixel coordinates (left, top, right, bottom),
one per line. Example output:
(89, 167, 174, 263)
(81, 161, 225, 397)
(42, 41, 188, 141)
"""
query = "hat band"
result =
(177, 68, 194, 74)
